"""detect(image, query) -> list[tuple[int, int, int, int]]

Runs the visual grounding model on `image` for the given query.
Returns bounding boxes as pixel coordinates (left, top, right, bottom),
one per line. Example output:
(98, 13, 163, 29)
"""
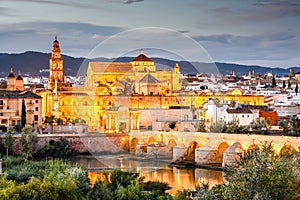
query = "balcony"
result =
(27, 109, 34, 113)
(27, 102, 34, 106)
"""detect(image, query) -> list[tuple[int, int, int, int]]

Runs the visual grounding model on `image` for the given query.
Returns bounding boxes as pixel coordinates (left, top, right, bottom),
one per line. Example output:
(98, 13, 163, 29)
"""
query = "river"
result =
(72, 154, 224, 195)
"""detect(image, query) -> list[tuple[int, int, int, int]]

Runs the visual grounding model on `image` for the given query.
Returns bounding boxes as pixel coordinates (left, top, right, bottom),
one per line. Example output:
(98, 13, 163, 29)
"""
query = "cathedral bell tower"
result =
(48, 36, 64, 90)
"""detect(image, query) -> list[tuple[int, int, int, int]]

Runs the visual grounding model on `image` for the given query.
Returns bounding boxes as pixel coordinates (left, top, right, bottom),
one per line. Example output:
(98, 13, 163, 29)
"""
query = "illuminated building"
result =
(39, 37, 267, 132)
(1, 68, 42, 128)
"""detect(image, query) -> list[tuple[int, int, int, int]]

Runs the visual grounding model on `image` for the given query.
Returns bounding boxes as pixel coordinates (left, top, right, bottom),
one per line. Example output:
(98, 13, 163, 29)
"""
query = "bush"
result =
(224, 143, 300, 200)
(34, 137, 77, 159)
(0, 160, 89, 200)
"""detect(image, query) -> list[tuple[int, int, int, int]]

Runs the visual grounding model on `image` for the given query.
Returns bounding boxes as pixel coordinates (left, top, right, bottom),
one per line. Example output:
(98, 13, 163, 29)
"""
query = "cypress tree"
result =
(282, 80, 286, 88)
(296, 83, 299, 95)
(288, 79, 291, 88)
(21, 99, 26, 128)
(271, 74, 276, 87)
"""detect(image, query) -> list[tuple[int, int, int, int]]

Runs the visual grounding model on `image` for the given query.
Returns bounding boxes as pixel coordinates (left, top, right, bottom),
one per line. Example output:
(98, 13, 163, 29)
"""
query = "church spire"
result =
(8, 66, 15, 78)
(48, 36, 64, 90)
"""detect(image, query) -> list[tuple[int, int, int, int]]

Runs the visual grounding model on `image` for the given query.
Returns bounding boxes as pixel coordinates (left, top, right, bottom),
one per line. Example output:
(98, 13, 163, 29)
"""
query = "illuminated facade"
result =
(1, 68, 42, 128)
(39, 37, 267, 133)
(48, 36, 64, 91)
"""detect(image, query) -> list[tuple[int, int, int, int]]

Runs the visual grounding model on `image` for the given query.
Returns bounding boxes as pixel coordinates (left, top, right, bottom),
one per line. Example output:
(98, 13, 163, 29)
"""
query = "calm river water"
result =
(72, 154, 224, 195)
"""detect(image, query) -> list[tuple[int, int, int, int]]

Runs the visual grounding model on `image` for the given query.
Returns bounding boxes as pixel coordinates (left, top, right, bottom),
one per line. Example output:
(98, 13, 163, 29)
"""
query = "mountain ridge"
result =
(0, 51, 298, 77)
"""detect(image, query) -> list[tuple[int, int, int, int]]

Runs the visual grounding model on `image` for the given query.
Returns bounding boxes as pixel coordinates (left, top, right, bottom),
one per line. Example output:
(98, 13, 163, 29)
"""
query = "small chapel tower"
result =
(48, 36, 64, 90)
(7, 67, 16, 90)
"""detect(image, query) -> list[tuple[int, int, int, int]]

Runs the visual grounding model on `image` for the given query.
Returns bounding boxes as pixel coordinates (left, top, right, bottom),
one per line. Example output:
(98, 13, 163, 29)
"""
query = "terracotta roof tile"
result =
(88, 62, 132, 73)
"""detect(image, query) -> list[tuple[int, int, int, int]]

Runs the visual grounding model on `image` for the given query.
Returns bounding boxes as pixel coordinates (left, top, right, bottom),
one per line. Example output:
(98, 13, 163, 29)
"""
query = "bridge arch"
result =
(279, 144, 296, 156)
(148, 136, 157, 145)
(247, 144, 260, 152)
(130, 138, 139, 153)
(167, 139, 177, 153)
(217, 142, 229, 163)
(231, 142, 244, 153)
(184, 141, 201, 162)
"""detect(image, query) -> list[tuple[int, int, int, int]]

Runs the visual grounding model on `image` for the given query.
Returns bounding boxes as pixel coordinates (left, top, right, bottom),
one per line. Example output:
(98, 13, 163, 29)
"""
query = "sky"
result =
(0, 0, 300, 68)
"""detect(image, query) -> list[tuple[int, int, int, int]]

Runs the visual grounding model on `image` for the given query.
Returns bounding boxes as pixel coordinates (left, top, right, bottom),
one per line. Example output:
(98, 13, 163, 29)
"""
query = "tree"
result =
(229, 100, 236, 108)
(250, 117, 268, 134)
(209, 120, 226, 133)
(282, 80, 286, 88)
(296, 83, 299, 95)
(225, 119, 240, 133)
(4, 127, 14, 157)
(279, 118, 293, 134)
(169, 121, 176, 129)
(288, 79, 291, 88)
(224, 143, 300, 200)
(279, 116, 300, 136)
(21, 99, 26, 128)
(194, 120, 206, 132)
(271, 74, 276, 87)
(16, 127, 38, 160)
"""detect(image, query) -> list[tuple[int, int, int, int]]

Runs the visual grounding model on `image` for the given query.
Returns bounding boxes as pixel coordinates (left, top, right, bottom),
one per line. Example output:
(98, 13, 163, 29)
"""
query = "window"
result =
(12, 120, 16, 126)
(35, 100, 38, 103)
(0, 113, 3, 116)
(17, 120, 21, 125)
(35, 107, 38, 111)
(0, 100, 3, 105)
(247, 115, 249, 118)
(34, 115, 38, 121)
(193, 115, 197, 120)
(1, 119, 7, 124)
(242, 115, 244, 117)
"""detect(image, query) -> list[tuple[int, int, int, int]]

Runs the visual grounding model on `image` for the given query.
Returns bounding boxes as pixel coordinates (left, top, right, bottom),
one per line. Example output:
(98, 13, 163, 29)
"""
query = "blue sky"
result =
(0, 0, 299, 67)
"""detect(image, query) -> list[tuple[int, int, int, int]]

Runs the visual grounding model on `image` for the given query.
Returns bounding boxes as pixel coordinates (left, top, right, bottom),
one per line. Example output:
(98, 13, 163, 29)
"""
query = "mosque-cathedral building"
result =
(37, 37, 267, 133)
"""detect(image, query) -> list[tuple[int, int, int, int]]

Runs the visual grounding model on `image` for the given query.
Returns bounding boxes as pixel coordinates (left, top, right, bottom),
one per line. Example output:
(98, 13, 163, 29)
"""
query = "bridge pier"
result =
(195, 147, 219, 165)
(135, 143, 147, 156)
(146, 145, 171, 158)
(172, 146, 186, 162)
(222, 145, 243, 167)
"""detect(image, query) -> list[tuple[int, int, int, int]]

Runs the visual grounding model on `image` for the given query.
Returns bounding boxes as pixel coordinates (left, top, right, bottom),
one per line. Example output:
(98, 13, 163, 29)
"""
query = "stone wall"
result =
(0, 133, 129, 155)
(42, 124, 88, 134)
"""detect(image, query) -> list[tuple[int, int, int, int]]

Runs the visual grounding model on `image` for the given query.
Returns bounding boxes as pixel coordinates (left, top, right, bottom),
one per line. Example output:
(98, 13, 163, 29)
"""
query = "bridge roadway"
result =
(129, 131, 300, 167)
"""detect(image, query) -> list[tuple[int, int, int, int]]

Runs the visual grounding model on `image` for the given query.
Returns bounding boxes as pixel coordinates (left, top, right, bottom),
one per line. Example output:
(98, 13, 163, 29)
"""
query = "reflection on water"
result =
(72, 154, 224, 195)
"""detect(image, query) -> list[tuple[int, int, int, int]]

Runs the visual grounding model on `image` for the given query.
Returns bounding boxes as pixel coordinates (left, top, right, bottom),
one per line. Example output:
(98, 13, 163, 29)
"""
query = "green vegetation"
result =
(89, 170, 172, 200)
(34, 137, 77, 158)
(271, 74, 276, 87)
(279, 116, 300, 136)
(0, 158, 89, 200)
(21, 99, 26, 128)
(223, 143, 300, 200)
(0, 142, 300, 199)
(4, 127, 14, 157)
(169, 121, 177, 129)
(283, 80, 286, 88)
(174, 143, 300, 200)
(208, 119, 249, 134)
(16, 127, 38, 160)
(0, 156, 171, 200)
(194, 120, 206, 132)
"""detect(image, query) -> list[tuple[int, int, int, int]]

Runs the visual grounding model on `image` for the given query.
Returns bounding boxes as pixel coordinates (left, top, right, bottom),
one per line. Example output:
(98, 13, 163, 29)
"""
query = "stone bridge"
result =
(129, 131, 300, 167)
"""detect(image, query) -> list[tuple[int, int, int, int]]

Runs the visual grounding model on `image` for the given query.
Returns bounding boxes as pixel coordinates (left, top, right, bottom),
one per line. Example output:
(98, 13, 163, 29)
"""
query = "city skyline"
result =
(0, 0, 299, 68)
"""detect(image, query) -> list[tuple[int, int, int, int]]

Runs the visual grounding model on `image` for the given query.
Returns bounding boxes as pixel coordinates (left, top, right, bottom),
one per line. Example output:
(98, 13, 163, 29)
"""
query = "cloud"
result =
(192, 31, 300, 67)
(1, 0, 101, 10)
(0, 7, 15, 16)
(123, 0, 144, 4)
(0, 21, 124, 57)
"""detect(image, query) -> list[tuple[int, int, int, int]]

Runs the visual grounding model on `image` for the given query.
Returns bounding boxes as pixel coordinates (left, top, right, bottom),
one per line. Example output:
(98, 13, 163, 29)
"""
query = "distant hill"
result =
(0, 51, 298, 77)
